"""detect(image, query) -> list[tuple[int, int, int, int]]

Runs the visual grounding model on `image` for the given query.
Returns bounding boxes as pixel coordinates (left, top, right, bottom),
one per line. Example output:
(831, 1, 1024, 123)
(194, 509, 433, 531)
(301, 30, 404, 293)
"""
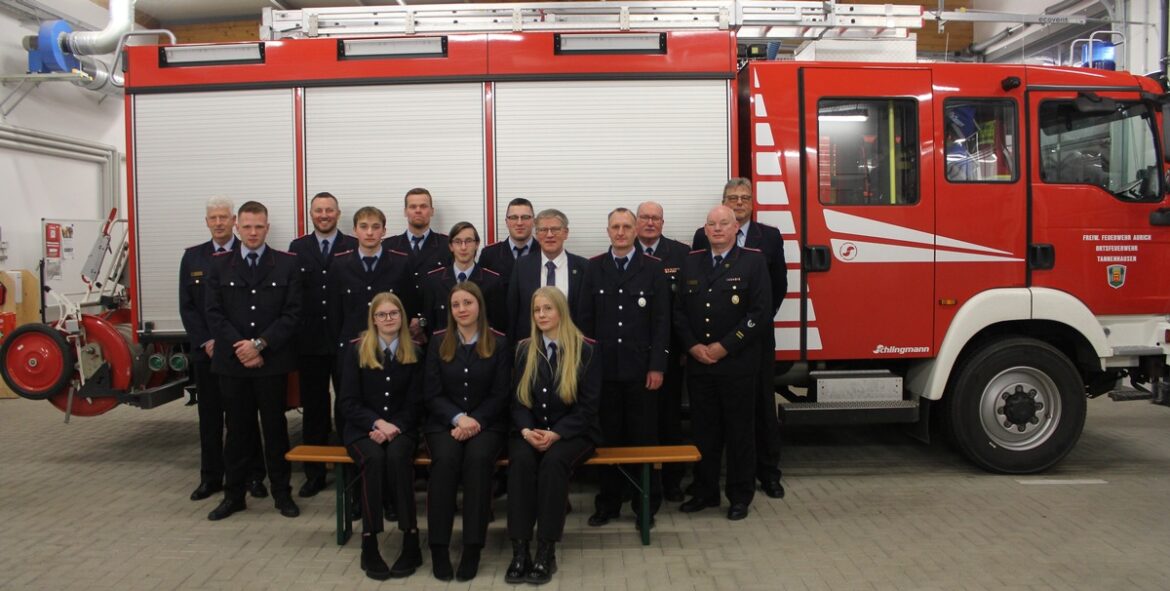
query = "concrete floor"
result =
(2, 395, 1169, 590)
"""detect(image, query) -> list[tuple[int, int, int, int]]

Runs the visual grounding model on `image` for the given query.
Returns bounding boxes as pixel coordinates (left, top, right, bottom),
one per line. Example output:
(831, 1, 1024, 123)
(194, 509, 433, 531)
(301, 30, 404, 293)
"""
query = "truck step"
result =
(778, 400, 918, 426)
(1107, 389, 1154, 402)
(810, 369, 903, 403)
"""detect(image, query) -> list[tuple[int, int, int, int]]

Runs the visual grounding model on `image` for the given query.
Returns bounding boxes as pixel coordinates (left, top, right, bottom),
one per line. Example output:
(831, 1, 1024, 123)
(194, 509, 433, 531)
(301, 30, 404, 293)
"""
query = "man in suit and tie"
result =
(478, 197, 537, 285)
(691, 178, 789, 500)
(179, 196, 268, 502)
(287, 192, 358, 498)
(328, 207, 413, 348)
(204, 200, 303, 521)
(383, 187, 451, 339)
(506, 208, 586, 340)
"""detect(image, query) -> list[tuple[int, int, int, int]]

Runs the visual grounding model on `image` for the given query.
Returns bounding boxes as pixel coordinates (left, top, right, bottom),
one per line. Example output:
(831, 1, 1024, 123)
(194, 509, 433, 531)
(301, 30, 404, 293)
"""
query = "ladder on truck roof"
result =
(261, 0, 923, 41)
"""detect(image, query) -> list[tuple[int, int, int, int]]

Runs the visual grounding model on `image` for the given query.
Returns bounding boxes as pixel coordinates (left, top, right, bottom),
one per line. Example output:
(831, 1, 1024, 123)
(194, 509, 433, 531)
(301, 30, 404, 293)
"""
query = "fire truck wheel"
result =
(0, 324, 76, 401)
(947, 337, 1086, 474)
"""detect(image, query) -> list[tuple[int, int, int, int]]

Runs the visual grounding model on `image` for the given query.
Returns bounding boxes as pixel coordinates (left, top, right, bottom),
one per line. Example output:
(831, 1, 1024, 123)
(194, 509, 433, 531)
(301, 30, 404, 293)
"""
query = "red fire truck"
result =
(2, 2, 1168, 474)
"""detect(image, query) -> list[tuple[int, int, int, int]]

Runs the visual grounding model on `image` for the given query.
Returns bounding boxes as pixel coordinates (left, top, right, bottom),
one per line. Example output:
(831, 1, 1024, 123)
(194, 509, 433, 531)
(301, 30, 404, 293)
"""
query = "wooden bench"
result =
(286, 443, 700, 546)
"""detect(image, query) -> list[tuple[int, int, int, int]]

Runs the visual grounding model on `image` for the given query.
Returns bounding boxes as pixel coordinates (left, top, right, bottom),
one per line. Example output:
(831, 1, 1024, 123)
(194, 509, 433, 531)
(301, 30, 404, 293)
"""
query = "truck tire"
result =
(0, 323, 76, 401)
(947, 337, 1086, 474)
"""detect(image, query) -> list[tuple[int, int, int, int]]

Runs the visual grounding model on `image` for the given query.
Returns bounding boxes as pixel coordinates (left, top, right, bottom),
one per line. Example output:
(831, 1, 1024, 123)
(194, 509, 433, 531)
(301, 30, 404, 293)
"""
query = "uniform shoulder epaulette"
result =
(490, 328, 507, 337)
(517, 337, 532, 347)
(487, 240, 507, 249)
(334, 249, 354, 257)
(388, 249, 410, 257)
(589, 252, 607, 261)
(349, 337, 361, 344)
(427, 266, 446, 275)
(272, 248, 296, 256)
(582, 335, 597, 345)
(688, 249, 706, 255)
(187, 242, 208, 251)
(644, 253, 662, 262)
(741, 246, 762, 253)
(212, 249, 232, 257)
(432, 328, 448, 336)
(480, 267, 500, 277)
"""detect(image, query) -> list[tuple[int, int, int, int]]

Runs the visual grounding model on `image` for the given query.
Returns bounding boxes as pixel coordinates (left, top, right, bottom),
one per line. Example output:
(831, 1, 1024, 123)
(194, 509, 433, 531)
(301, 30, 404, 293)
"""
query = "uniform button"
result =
(250, 305, 256, 310)
(708, 288, 712, 293)
(251, 289, 257, 294)
(542, 388, 548, 393)
(321, 315, 327, 320)
(463, 397, 468, 401)
(383, 406, 388, 411)
(250, 322, 255, 327)
(385, 377, 391, 382)
(464, 382, 468, 387)
(322, 270, 328, 274)
(618, 305, 623, 310)
(706, 303, 711, 308)
(321, 300, 326, 305)
(464, 368, 469, 373)
(229, 281, 234, 287)
(618, 322, 622, 327)
(367, 286, 372, 291)
(705, 333, 710, 338)
(385, 392, 389, 396)
(617, 338, 622, 343)
(542, 403, 547, 408)
(195, 280, 200, 285)
(705, 318, 710, 323)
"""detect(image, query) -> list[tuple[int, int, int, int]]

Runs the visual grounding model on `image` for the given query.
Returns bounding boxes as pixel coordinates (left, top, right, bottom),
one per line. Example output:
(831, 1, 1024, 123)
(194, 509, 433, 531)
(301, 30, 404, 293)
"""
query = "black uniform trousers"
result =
(595, 380, 661, 516)
(219, 374, 291, 500)
(688, 373, 756, 506)
(657, 358, 686, 491)
(507, 435, 594, 542)
(348, 433, 418, 535)
(194, 359, 265, 485)
(424, 430, 505, 547)
(755, 336, 783, 484)
(298, 354, 336, 479)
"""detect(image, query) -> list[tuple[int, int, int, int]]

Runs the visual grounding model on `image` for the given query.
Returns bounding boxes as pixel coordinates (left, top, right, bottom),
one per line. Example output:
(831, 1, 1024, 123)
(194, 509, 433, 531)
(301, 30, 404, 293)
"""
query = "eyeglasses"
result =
(506, 214, 534, 222)
(450, 238, 479, 246)
(373, 310, 401, 321)
(535, 226, 564, 235)
(723, 195, 752, 204)
(637, 214, 663, 223)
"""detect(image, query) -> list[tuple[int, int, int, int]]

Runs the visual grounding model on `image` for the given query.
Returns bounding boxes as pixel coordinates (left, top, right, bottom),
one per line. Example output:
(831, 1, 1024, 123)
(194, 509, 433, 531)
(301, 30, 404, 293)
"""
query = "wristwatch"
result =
(251, 338, 266, 352)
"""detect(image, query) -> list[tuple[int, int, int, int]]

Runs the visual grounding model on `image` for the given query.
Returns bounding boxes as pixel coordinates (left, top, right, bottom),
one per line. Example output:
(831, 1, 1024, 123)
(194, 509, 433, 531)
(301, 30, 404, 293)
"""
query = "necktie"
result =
(216, 246, 225, 254)
(736, 229, 745, 247)
(616, 256, 628, 273)
(644, 247, 653, 257)
(321, 239, 330, 257)
(547, 342, 558, 368)
(362, 256, 377, 273)
(713, 254, 723, 269)
(246, 252, 259, 267)
(545, 261, 556, 287)
(411, 235, 423, 253)
(513, 245, 527, 259)
(457, 271, 467, 283)
(384, 347, 393, 361)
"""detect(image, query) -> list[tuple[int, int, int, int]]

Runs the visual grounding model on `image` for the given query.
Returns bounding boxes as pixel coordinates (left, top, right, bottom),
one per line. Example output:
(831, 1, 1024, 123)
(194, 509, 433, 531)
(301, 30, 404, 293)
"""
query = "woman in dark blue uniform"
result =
(423, 282, 510, 581)
(505, 287, 601, 586)
(337, 292, 423, 580)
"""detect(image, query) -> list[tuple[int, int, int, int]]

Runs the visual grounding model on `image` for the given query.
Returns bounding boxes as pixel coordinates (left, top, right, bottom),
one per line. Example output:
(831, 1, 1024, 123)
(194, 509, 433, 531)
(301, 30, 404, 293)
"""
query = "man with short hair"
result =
(328, 206, 413, 348)
(579, 208, 670, 530)
(179, 197, 269, 502)
(382, 188, 451, 337)
(287, 192, 358, 498)
(691, 178, 789, 500)
(479, 197, 537, 283)
(205, 201, 303, 521)
(677, 205, 771, 521)
(634, 200, 692, 502)
(506, 208, 586, 339)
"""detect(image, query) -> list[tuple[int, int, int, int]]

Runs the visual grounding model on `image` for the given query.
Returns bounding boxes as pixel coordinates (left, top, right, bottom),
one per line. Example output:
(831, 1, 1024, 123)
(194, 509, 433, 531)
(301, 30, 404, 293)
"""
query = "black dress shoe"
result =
(361, 534, 391, 581)
(663, 486, 685, 503)
(298, 476, 327, 498)
(587, 509, 618, 527)
(274, 496, 300, 518)
(504, 539, 530, 584)
(190, 481, 222, 501)
(526, 540, 557, 585)
(247, 480, 269, 499)
(207, 498, 245, 521)
(760, 480, 785, 499)
(727, 503, 749, 521)
(389, 530, 422, 578)
(679, 497, 719, 513)
(456, 545, 481, 582)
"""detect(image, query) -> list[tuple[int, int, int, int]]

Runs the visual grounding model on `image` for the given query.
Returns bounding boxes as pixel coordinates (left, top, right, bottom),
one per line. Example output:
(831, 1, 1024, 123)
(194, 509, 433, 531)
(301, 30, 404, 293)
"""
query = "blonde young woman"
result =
(505, 287, 601, 586)
(423, 282, 510, 582)
(337, 293, 424, 580)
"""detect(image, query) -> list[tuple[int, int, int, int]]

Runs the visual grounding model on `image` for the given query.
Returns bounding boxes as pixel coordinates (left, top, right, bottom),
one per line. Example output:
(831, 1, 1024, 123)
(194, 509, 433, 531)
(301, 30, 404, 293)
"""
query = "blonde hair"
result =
(358, 292, 418, 369)
(516, 287, 584, 408)
(439, 282, 496, 362)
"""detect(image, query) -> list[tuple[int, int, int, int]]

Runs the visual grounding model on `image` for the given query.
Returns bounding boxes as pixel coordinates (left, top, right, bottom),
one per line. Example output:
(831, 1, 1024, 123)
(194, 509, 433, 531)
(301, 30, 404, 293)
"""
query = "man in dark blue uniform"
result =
(419, 221, 505, 337)
(578, 208, 671, 530)
(328, 206, 413, 349)
(634, 200, 692, 502)
(179, 196, 268, 502)
(478, 197, 537, 287)
(287, 192, 357, 498)
(506, 209, 586, 339)
(204, 200, 303, 521)
(691, 178, 788, 500)
(382, 188, 451, 340)
(677, 205, 772, 521)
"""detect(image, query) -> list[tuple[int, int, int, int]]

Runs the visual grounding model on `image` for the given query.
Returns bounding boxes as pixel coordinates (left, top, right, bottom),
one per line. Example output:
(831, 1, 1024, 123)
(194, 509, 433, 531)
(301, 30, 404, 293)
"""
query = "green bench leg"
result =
(335, 463, 352, 546)
(640, 463, 651, 546)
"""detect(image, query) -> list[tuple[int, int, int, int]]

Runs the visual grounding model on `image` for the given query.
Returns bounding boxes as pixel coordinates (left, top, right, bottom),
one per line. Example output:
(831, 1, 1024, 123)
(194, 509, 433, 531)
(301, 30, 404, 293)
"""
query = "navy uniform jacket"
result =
(693, 221, 787, 315)
(478, 239, 534, 290)
(336, 340, 425, 446)
(204, 246, 303, 377)
(420, 264, 506, 337)
(577, 249, 671, 382)
(510, 338, 602, 444)
(384, 231, 452, 321)
(422, 329, 511, 434)
(288, 232, 358, 356)
(672, 246, 772, 377)
(179, 237, 235, 361)
(506, 251, 587, 340)
(327, 247, 413, 350)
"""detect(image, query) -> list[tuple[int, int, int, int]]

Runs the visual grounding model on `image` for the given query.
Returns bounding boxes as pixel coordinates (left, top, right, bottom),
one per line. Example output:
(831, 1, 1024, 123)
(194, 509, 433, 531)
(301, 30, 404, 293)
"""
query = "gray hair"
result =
(535, 208, 569, 229)
(723, 178, 752, 195)
(206, 195, 234, 213)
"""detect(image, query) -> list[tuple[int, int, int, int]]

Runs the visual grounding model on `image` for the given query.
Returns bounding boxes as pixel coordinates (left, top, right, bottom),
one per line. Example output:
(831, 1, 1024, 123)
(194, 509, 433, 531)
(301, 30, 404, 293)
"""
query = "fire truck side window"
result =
(944, 100, 1018, 183)
(1039, 100, 1161, 201)
(817, 99, 918, 205)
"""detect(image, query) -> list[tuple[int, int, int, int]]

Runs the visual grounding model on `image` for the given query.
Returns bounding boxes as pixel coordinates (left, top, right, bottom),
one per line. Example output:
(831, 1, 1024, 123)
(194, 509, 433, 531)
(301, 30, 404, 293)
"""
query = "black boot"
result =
(526, 540, 557, 585)
(389, 529, 422, 578)
(456, 544, 482, 582)
(360, 533, 390, 581)
(431, 545, 453, 581)
(504, 539, 530, 584)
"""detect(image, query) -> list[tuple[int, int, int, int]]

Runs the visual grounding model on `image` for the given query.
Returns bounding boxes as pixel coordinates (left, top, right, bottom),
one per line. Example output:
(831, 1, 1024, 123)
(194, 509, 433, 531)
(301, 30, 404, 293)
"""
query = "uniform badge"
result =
(1107, 264, 1126, 289)
(637, 297, 647, 308)
(747, 319, 756, 328)
(731, 294, 740, 305)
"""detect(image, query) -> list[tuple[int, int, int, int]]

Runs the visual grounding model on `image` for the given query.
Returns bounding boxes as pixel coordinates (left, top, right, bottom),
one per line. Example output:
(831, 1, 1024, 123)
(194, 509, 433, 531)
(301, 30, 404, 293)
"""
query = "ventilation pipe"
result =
(64, 0, 135, 56)
(24, 0, 135, 73)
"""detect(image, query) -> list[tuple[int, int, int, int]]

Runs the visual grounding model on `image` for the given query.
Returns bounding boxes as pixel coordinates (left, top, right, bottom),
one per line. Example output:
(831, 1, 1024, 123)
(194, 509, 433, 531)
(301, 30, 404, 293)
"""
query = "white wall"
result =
(0, 0, 126, 274)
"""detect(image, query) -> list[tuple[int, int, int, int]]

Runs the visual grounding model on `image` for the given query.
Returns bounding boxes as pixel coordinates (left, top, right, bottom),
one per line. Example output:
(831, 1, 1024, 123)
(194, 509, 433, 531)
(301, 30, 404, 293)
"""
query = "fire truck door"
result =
(801, 68, 936, 360)
(1029, 89, 1170, 314)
